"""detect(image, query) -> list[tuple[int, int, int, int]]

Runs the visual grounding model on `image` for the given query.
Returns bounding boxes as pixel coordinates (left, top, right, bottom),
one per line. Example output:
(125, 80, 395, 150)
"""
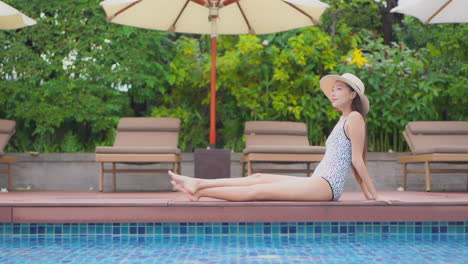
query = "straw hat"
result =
(320, 73, 370, 115)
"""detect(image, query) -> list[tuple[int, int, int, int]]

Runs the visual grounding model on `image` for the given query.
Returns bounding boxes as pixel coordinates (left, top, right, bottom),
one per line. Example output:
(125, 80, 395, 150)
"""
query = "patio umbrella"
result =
(100, 0, 329, 148)
(390, 0, 468, 24)
(0, 1, 36, 30)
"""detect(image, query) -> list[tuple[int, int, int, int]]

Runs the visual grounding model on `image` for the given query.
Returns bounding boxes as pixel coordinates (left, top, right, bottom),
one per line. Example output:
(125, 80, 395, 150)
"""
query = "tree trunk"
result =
(381, 0, 400, 45)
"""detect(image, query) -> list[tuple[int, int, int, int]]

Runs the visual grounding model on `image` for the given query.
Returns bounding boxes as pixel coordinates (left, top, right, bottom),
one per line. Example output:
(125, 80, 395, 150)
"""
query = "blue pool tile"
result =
(146, 227, 154, 235)
(339, 226, 347, 234)
(213, 226, 221, 234)
(356, 226, 364, 233)
(288, 226, 296, 234)
(331, 226, 339, 233)
(96, 226, 104, 234)
(21, 226, 29, 234)
(298, 225, 305, 234)
(195, 226, 203, 234)
(280, 226, 288, 234)
(271, 226, 279, 234)
(440, 226, 448, 233)
(1, 222, 468, 237)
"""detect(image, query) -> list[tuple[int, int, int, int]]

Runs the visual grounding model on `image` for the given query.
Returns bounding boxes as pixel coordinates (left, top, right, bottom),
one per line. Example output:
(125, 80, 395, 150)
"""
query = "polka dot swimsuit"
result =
(312, 117, 352, 201)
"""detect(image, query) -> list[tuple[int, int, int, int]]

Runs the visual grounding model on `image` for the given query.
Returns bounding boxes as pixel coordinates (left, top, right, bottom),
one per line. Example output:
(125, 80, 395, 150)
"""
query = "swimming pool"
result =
(1, 222, 467, 264)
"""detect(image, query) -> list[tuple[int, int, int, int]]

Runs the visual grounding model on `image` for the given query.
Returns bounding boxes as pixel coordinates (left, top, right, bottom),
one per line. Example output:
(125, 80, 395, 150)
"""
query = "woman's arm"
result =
(346, 112, 381, 200)
(351, 167, 373, 200)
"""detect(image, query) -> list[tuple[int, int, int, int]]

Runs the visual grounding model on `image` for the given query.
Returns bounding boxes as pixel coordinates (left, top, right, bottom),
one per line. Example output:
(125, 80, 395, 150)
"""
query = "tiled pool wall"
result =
(1, 222, 467, 236)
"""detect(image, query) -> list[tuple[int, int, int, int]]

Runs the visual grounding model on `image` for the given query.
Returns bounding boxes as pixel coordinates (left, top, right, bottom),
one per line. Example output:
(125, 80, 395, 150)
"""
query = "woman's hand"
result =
(374, 195, 395, 205)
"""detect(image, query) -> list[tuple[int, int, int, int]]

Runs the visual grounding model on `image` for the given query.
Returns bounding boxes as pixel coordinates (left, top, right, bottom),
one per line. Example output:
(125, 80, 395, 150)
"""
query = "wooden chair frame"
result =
(398, 131, 468, 192)
(96, 154, 181, 192)
(0, 156, 16, 190)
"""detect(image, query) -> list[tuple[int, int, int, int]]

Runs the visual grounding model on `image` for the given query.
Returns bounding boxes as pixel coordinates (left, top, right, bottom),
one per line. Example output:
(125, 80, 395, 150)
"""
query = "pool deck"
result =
(0, 191, 467, 223)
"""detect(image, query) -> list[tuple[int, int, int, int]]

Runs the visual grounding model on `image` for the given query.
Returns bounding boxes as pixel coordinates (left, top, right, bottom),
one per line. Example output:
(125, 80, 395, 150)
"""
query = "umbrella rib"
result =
(169, 0, 192, 32)
(236, 2, 255, 34)
(283, 2, 318, 25)
(108, 0, 142, 21)
(426, 0, 453, 24)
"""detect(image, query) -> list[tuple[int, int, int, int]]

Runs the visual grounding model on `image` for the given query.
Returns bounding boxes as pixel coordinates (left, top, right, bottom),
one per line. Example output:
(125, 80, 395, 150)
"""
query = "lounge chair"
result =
(0, 119, 17, 190)
(95, 117, 181, 192)
(398, 121, 468, 191)
(241, 121, 325, 176)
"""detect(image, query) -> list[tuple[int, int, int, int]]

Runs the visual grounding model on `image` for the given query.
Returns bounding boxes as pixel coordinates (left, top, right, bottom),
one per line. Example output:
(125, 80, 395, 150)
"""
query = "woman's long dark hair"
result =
(344, 84, 368, 184)
(350, 95, 368, 164)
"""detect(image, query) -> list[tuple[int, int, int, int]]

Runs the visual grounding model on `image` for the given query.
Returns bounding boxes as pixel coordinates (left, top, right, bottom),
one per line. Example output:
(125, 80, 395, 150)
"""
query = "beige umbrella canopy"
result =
(390, 0, 468, 24)
(0, 0, 36, 30)
(100, 0, 329, 35)
(100, 0, 329, 147)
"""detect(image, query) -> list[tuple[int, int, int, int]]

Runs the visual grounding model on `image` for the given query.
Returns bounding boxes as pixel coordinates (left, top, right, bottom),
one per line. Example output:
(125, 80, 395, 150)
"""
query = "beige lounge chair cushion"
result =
(0, 119, 16, 134)
(405, 121, 468, 154)
(0, 119, 16, 156)
(245, 121, 307, 136)
(96, 117, 181, 158)
(96, 146, 180, 154)
(407, 121, 468, 135)
(244, 145, 325, 154)
(244, 121, 314, 146)
(118, 117, 180, 132)
(113, 117, 181, 148)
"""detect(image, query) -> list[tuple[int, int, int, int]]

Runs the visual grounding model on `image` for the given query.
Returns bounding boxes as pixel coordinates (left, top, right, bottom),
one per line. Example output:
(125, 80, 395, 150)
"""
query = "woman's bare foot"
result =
(172, 183, 200, 202)
(168, 171, 199, 195)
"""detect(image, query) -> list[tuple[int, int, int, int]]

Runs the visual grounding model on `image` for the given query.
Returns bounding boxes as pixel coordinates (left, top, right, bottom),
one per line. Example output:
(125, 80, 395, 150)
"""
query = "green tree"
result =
(0, 0, 174, 152)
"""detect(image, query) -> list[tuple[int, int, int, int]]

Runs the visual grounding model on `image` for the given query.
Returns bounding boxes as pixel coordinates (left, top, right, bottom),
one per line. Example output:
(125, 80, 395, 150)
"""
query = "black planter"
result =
(194, 149, 231, 179)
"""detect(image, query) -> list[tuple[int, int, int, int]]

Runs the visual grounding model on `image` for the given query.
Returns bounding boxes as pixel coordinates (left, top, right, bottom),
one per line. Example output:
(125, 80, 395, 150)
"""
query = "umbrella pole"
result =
(209, 35, 217, 149)
(209, 2, 219, 149)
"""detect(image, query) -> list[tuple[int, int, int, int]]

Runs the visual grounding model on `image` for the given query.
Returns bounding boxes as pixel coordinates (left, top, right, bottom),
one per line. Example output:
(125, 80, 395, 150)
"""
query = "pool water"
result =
(1, 234, 466, 264)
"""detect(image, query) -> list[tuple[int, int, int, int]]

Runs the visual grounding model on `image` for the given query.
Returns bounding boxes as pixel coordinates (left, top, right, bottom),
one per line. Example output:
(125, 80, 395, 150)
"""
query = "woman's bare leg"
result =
(175, 177, 333, 202)
(169, 171, 305, 194)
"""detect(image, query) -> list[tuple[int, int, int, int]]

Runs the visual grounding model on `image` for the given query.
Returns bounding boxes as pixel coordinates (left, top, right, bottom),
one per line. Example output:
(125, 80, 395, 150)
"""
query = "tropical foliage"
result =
(1, 0, 466, 153)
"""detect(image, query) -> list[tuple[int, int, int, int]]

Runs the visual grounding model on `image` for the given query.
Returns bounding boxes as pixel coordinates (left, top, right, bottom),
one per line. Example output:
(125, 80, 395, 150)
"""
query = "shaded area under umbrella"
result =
(100, 0, 329, 148)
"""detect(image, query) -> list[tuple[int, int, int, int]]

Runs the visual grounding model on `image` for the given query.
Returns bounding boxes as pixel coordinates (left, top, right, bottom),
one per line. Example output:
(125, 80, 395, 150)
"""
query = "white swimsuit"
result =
(312, 118, 352, 201)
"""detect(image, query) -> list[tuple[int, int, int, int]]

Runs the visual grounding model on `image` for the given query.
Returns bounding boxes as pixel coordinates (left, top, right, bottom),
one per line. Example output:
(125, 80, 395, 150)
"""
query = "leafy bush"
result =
(1, 0, 466, 153)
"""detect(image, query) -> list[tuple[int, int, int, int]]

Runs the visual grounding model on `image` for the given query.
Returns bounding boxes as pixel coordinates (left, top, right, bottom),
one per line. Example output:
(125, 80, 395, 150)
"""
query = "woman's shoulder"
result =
(348, 111, 364, 120)
(346, 111, 365, 127)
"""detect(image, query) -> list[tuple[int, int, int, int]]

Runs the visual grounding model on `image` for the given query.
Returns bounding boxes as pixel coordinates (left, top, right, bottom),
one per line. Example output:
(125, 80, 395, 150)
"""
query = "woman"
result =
(170, 73, 385, 202)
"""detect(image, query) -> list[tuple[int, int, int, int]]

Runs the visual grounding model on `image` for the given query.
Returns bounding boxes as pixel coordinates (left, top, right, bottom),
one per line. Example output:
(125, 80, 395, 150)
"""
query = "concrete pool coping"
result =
(0, 191, 467, 223)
